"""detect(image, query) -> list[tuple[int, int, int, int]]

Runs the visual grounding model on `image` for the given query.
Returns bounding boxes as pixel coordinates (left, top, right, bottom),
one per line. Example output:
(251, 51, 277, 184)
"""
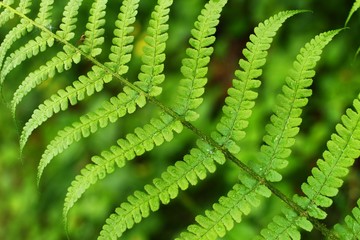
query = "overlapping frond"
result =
(0, 0, 16, 28)
(174, 0, 227, 122)
(0, 0, 33, 78)
(18, 0, 139, 150)
(259, 86, 360, 240)
(37, 87, 145, 182)
(37, 0, 173, 179)
(63, 0, 174, 222)
(178, 11, 304, 240)
(211, 10, 305, 155)
(63, 113, 182, 223)
(178, 173, 271, 240)
(99, 139, 226, 239)
(0, 0, 30, 28)
(1, 0, 82, 87)
(334, 198, 360, 239)
(18, 65, 110, 151)
(11, 43, 80, 116)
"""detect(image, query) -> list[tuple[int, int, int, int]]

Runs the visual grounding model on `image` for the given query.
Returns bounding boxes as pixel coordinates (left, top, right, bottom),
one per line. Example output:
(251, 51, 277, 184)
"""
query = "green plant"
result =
(1, 0, 360, 239)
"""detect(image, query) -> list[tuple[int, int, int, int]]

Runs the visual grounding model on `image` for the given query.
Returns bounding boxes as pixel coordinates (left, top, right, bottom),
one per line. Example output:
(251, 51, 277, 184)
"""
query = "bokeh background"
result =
(1, 0, 360, 239)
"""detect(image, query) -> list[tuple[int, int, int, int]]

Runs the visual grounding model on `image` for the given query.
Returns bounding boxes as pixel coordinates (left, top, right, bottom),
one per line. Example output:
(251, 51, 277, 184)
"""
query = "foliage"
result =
(1, 0, 360, 239)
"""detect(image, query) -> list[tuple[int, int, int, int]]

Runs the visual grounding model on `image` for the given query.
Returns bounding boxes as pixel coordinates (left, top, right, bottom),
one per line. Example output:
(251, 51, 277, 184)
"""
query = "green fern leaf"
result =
(258, 78, 360, 240)
(0, 0, 16, 28)
(56, 0, 84, 41)
(345, 0, 360, 26)
(0, 30, 54, 86)
(2, 0, 81, 87)
(37, 87, 143, 183)
(0, 0, 31, 28)
(99, 139, 225, 239)
(301, 97, 360, 218)
(134, 0, 173, 96)
(78, 0, 107, 57)
(212, 10, 306, 155)
(104, 0, 139, 74)
(0, 0, 33, 75)
(178, 173, 271, 240)
(18, 0, 140, 150)
(63, 113, 183, 223)
(11, 0, 107, 114)
(254, 29, 342, 183)
(174, 0, 227, 122)
(181, 26, 338, 239)
(334, 198, 360, 239)
(18, 65, 111, 151)
(11, 43, 80, 116)
(178, 10, 304, 240)
(38, 0, 172, 180)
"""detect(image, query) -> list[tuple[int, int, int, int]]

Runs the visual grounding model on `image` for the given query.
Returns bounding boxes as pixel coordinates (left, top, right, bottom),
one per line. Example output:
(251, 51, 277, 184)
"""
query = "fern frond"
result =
(2, 0, 84, 98)
(334, 198, 360, 239)
(178, 173, 271, 240)
(134, 0, 173, 96)
(63, 113, 183, 223)
(1, 30, 55, 88)
(56, 0, 84, 41)
(255, 29, 342, 183)
(180, 27, 341, 240)
(11, 0, 107, 114)
(177, 10, 304, 240)
(36, 0, 172, 181)
(0, 0, 31, 28)
(174, 0, 227, 122)
(211, 10, 305, 155)
(99, 139, 226, 239)
(258, 88, 360, 240)
(0, 0, 16, 28)
(300, 97, 360, 218)
(37, 87, 145, 183)
(0, 0, 33, 75)
(11, 43, 80, 116)
(1, 0, 84, 86)
(78, 0, 107, 57)
(104, 0, 139, 75)
(18, 0, 140, 149)
(63, 0, 174, 222)
(345, 0, 360, 26)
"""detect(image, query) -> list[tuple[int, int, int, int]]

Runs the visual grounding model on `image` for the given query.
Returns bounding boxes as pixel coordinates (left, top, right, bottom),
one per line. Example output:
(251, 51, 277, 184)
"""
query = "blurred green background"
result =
(1, 0, 360, 239)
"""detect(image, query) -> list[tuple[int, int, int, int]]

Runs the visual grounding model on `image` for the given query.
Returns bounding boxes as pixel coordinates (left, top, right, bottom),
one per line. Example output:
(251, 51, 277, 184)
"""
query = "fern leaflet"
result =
(173, 0, 227, 122)
(78, 0, 107, 57)
(334, 198, 360, 239)
(345, 0, 360, 26)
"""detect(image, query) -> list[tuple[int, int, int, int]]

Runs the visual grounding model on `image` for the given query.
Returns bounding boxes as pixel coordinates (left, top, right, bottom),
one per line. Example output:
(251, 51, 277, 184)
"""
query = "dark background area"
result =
(1, 0, 360, 239)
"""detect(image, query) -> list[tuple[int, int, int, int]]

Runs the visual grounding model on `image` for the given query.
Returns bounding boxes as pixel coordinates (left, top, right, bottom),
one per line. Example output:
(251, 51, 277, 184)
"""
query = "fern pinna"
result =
(1, 0, 360, 239)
